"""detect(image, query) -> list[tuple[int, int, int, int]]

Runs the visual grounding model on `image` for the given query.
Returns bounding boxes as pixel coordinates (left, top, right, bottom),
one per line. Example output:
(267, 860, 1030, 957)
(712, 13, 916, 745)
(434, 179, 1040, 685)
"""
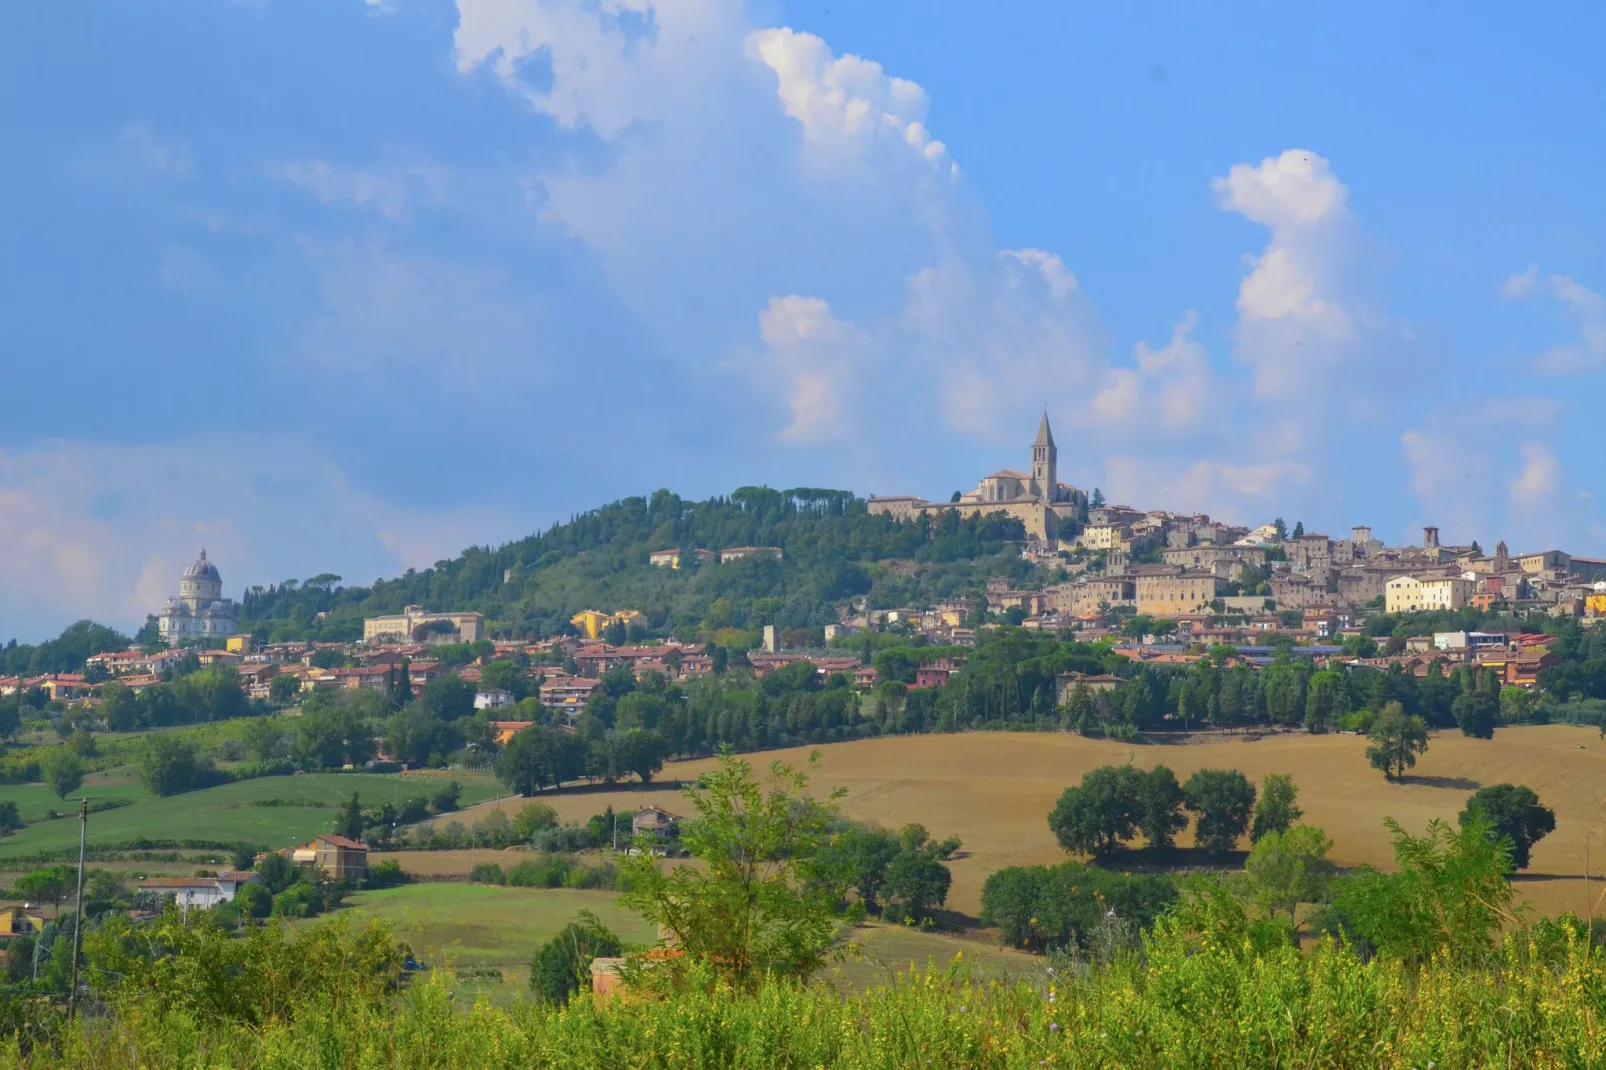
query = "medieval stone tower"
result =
(1030, 410, 1057, 501)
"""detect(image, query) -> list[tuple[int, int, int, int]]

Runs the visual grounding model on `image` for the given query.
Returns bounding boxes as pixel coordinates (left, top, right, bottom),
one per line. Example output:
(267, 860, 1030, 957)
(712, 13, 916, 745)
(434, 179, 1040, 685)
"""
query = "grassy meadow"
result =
(304, 881, 1040, 1006)
(0, 768, 504, 860)
(431, 724, 1606, 919)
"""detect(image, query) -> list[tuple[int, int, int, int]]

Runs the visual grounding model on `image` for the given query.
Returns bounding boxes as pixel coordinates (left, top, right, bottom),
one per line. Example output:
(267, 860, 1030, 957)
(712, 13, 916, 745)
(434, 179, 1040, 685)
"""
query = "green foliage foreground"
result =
(9, 910, 1604, 1068)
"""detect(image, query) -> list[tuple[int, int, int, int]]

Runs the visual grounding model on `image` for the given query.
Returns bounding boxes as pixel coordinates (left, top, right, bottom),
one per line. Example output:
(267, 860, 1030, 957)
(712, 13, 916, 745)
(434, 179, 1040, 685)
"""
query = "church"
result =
(156, 550, 239, 646)
(867, 413, 1086, 545)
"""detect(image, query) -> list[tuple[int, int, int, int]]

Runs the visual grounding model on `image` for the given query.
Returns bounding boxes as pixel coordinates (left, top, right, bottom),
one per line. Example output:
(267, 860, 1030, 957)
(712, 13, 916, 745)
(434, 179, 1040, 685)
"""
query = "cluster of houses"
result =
(825, 511, 1606, 651)
(0, 835, 372, 936)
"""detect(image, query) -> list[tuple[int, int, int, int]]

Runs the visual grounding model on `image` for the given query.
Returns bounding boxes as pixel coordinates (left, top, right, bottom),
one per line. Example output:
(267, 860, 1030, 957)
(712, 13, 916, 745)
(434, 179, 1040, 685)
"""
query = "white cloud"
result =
(1501, 264, 1539, 300)
(1510, 441, 1559, 505)
(1401, 407, 1576, 550)
(0, 438, 519, 639)
(904, 248, 1105, 443)
(1214, 149, 1360, 399)
(1503, 266, 1606, 372)
(1090, 311, 1212, 434)
(756, 295, 871, 443)
(746, 27, 956, 177)
(277, 160, 449, 219)
(1213, 150, 1347, 229)
(1539, 274, 1606, 372)
(454, 0, 732, 141)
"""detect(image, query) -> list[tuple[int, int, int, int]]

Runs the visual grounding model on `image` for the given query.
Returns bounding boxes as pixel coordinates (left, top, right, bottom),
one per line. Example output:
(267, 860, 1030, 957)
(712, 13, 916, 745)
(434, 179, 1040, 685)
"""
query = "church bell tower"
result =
(1031, 410, 1057, 501)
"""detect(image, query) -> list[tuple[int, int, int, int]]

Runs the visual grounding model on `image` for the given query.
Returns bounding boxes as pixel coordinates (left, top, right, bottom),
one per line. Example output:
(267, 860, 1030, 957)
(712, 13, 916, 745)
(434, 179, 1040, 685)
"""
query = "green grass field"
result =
(312, 883, 656, 998)
(0, 769, 504, 859)
(825, 923, 1044, 992)
(313, 882, 1039, 1004)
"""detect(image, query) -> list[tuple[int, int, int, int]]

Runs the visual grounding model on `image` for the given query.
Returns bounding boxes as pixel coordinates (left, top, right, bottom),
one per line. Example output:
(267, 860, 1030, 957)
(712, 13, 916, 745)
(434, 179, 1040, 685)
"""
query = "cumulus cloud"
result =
(1214, 149, 1360, 399)
(1401, 405, 1576, 549)
(756, 295, 871, 443)
(1090, 311, 1213, 435)
(1510, 442, 1560, 505)
(1502, 266, 1605, 372)
(1540, 275, 1605, 372)
(746, 28, 956, 177)
(453, 0, 734, 140)
(1501, 264, 1539, 300)
(901, 248, 1105, 443)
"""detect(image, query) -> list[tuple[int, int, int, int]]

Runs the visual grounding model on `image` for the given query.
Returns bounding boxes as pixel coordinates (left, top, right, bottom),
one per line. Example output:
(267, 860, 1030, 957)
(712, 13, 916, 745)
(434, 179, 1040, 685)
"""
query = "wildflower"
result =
(1049, 1023, 1060, 1032)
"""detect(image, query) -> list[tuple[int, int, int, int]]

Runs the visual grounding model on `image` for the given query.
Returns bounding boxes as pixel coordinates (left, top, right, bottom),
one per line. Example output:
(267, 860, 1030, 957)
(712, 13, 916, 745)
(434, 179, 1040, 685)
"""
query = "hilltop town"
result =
(6, 413, 1605, 714)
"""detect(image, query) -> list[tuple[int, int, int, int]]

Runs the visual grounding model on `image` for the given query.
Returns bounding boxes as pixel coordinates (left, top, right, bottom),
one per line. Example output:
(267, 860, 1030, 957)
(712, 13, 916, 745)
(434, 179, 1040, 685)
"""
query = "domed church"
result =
(156, 550, 239, 645)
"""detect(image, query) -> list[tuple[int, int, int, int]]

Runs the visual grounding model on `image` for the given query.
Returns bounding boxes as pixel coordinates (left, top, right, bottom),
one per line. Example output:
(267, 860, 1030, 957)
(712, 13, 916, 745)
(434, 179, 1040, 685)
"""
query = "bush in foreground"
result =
(25, 911, 1606, 1068)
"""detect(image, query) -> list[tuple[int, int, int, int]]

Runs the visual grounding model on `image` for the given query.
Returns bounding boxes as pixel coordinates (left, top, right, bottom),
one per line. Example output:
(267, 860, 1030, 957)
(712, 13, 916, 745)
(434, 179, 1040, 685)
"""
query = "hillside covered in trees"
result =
(236, 487, 1034, 645)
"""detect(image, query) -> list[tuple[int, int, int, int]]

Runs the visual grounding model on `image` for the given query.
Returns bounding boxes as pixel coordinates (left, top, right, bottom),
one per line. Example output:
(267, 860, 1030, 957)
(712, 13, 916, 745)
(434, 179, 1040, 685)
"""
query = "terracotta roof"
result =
(315, 834, 367, 851)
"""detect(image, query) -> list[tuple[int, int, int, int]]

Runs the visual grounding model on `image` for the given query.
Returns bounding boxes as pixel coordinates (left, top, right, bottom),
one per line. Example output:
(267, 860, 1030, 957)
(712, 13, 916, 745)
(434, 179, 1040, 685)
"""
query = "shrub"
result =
(272, 882, 322, 919)
(363, 860, 409, 890)
(529, 917, 622, 1005)
(468, 862, 506, 885)
(513, 802, 559, 841)
(235, 882, 272, 919)
(507, 855, 573, 889)
(430, 781, 462, 814)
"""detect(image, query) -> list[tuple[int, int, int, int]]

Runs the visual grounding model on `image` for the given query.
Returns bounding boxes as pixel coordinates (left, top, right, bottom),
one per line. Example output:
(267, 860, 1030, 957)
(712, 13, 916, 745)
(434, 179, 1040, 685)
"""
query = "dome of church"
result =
(183, 550, 221, 583)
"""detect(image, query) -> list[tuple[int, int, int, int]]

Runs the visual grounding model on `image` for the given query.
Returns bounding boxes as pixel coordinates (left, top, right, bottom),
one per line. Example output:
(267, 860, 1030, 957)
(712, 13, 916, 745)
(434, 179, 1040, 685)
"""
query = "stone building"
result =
(867, 413, 1087, 545)
(363, 605, 486, 644)
(156, 550, 239, 646)
(1132, 566, 1226, 617)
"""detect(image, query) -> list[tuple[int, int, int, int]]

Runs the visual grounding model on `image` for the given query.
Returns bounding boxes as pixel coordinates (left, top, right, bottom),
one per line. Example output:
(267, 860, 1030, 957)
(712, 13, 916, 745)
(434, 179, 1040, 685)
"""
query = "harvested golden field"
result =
(435, 725, 1606, 918)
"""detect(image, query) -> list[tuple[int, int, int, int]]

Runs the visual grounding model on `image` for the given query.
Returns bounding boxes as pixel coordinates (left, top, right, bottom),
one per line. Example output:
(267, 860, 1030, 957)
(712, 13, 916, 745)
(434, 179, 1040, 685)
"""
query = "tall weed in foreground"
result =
(7, 920, 1603, 1069)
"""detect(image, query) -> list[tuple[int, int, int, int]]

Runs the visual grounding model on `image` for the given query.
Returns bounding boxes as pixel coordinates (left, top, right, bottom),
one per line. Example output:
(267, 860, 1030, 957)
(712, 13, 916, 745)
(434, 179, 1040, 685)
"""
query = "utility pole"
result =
(68, 797, 87, 1021)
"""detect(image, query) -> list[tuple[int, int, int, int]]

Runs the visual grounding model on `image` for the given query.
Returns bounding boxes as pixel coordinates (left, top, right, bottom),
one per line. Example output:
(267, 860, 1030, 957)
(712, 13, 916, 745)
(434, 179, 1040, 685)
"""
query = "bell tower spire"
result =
(1031, 409, 1057, 500)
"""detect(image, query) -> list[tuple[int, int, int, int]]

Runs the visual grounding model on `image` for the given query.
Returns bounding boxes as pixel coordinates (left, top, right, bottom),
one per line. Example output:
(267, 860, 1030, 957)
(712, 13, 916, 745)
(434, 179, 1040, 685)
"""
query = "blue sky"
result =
(2, 0, 1603, 640)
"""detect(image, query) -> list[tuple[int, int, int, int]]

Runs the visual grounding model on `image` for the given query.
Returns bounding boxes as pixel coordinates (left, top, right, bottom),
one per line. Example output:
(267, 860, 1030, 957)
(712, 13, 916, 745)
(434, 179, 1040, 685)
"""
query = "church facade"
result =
(867, 413, 1086, 545)
(156, 550, 239, 646)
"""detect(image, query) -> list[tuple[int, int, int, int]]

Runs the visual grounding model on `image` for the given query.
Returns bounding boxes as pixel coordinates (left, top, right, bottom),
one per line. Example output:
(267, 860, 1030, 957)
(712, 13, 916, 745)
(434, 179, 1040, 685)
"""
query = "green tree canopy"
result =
(1138, 765, 1187, 850)
(41, 747, 85, 800)
(1245, 824, 1334, 926)
(530, 916, 623, 1005)
(618, 751, 848, 988)
(1458, 783, 1555, 870)
(1365, 702, 1429, 780)
(1182, 768, 1256, 855)
(1048, 765, 1144, 858)
(139, 735, 211, 797)
(1250, 773, 1303, 842)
